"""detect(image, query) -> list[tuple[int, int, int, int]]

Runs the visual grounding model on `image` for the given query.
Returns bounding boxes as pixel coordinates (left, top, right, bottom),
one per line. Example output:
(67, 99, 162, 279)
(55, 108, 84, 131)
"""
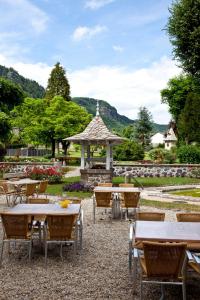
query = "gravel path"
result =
(0, 199, 200, 299)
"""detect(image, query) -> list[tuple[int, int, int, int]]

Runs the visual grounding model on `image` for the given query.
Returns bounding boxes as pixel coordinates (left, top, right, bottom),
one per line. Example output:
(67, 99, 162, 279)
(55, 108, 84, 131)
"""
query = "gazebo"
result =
(64, 102, 124, 184)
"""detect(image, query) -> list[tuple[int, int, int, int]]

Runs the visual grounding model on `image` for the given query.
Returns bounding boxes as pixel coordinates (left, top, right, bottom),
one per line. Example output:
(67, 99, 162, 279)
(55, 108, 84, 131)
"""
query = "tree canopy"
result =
(134, 107, 153, 148)
(45, 62, 71, 101)
(0, 112, 12, 143)
(160, 74, 197, 123)
(167, 0, 200, 77)
(178, 92, 200, 144)
(0, 77, 24, 113)
(11, 96, 91, 157)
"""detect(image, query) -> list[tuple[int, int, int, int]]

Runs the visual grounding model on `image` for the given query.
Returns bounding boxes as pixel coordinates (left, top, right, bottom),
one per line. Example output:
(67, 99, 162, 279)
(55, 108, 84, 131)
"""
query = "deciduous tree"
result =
(167, 0, 200, 77)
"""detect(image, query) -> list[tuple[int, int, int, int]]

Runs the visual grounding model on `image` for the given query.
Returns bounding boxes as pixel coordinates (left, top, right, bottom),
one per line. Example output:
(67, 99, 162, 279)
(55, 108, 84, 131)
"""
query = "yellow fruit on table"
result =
(59, 199, 71, 208)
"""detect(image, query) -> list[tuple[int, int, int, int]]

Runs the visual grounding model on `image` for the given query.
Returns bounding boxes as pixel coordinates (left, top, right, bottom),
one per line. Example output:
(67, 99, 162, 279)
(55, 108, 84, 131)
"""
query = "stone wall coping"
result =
(0, 162, 53, 166)
(113, 163, 200, 168)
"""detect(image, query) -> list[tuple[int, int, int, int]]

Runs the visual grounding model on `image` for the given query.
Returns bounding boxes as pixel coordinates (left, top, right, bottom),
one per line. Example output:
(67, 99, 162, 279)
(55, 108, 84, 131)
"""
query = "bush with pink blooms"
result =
(26, 166, 62, 183)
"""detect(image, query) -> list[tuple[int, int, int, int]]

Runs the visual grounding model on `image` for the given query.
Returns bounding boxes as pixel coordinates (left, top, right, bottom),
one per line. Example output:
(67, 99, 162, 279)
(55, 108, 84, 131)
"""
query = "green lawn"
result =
(113, 176, 200, 187)
(141, 199, 200, 211)
(171, 189, 200, 197)
(46, 176, 200, 200)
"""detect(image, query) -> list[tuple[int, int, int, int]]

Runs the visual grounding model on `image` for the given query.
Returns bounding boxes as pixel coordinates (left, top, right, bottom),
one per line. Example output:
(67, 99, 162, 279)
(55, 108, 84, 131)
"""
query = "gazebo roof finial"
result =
(96, 100, 99, 116)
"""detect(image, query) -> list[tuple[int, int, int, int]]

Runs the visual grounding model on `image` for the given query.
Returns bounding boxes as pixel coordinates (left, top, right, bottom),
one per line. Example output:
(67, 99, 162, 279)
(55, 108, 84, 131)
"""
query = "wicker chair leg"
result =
(160, 285, 165, 300)
(45, 242, 48, 266)
(140, 280, 143, 300)
(60, 243, 63, 260)
(0, 240, 4, 266)
(28, 240, 32, 261)
(93, 203, 96, 224)
(182, 282, 186, 300)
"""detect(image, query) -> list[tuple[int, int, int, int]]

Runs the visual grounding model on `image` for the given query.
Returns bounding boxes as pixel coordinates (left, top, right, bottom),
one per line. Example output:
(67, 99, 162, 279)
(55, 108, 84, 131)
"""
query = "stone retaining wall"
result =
(0, 162, 53, 176)
(113, 164, 200, 178)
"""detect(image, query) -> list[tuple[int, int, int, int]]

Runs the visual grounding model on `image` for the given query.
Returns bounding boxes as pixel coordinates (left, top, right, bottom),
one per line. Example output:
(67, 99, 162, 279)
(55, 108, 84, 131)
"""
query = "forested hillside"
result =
(73, 97, 167, 133)
(0, 65, 45, 98)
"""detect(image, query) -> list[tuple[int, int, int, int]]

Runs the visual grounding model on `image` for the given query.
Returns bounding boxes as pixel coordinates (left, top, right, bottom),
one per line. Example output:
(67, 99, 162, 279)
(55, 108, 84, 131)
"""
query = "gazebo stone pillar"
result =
(80, 168, 113, 185)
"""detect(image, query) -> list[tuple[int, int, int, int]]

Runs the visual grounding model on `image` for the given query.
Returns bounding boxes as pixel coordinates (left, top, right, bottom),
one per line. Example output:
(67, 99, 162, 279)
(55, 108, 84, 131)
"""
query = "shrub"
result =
(177, 145, 200, 163)
(0, 144, 6, 161)
(26, 166, 62, 183)
(63, 182, 92, 192)
(113, 141, 144, 161)
(148, 148, 176, 163)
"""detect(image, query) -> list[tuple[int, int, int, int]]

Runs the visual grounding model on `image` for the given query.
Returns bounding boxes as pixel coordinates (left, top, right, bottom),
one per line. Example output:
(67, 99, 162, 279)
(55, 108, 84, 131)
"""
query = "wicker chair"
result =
(36, 180, 48, 198)
(98, 183, 113, 187)
(22, 183, 37, 202)
(0, 213, 33, 265)
(129, 212, 165, 276)
(139, 241, 187, 300)
(44, 214, 79, 265)
(0, 181, 20, 206)
(121, 191, 140, 220)
(176, 213, 200, 250)
(93, 191, 113, 223)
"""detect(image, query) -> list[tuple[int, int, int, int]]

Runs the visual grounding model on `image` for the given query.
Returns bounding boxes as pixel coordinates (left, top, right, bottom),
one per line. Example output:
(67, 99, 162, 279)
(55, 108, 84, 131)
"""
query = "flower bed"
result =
(26, 166, 62, 183)
(63, 182, 92, 192)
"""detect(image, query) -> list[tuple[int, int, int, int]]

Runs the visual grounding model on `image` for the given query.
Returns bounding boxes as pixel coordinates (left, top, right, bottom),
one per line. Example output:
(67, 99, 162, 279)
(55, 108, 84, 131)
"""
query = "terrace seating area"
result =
(0, 180, 200, 299)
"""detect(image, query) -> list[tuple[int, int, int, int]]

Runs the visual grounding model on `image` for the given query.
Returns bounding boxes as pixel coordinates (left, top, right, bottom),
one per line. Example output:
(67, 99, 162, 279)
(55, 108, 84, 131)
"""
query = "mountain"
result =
(73, 97, 134, 132)
(72, 97, 167, 133)
(0, 65, 45, 98)
(0, 65, 167, 132)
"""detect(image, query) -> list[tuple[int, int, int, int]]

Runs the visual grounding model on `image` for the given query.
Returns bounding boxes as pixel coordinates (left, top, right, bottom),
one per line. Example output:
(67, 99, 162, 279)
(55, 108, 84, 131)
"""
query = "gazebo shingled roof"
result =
(64, 115, 125, 145)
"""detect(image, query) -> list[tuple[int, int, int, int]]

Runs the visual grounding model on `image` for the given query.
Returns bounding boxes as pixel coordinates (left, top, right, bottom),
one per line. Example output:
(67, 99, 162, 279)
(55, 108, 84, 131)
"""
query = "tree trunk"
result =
(61, 141, 70, 155)
(51, 139, 56, 158)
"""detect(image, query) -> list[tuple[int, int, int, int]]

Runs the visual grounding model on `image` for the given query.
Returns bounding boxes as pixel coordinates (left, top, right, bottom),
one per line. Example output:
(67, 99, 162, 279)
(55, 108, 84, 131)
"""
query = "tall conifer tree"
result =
(45, 62, 71, 101)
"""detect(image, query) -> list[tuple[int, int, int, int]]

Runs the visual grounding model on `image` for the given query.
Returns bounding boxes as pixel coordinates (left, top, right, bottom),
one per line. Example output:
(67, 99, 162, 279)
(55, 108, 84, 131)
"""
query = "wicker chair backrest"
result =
(95, 192, 112, 207)
(28, 197, 49, 204)
(123, 192, 140, 208)
(98, 183, 113, 187)
(137, 212, 165, 221)
(47, 215, 76, 240)
(38, 181, 48, 193)
(143, 241, 187, 278)
(1, 214, 29, 239)
(176, 213, 200, 222)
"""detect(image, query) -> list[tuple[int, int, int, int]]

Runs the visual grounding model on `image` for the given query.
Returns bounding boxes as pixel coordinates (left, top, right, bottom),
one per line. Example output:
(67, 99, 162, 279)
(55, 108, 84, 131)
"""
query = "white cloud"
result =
(113, 45, 124, 52)
(69, 57, 181, 124)
(85, 0, 115, 10)
(72, 25, 107, 41)
(0, 53, 181, 124)
(0, 0, 49, 34)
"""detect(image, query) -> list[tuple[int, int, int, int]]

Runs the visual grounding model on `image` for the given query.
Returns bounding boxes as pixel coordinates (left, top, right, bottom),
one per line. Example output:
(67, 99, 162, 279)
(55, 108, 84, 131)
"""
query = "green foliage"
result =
(0, 112, 12, 143)
(161, 74, 196, 123)
(122, 124, 135, 139)
(167, 0, 200, 77)
(11, 96, 91, 157)
(0, 143, 7, 161)
(177, 145, 200, 163)
(148, 148, 176, 164)
(113, 141, 144, 161)
(0, 77, 24, 113)
(134, 107, 153, 148)
(178, 93, 200, 144)
(45, 62, 70, 101)
(0, 65, 45, 98)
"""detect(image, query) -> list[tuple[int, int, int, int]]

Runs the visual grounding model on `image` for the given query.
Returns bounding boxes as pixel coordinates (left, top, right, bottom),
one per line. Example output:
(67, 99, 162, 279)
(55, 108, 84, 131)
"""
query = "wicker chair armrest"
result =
(193, 253, 200, 264)
(186, 250, 193, 261)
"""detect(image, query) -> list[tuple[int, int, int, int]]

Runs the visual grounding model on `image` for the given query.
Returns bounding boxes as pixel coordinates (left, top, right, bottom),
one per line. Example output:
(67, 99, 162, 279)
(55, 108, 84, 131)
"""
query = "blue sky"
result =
(0, 0, 181, 123)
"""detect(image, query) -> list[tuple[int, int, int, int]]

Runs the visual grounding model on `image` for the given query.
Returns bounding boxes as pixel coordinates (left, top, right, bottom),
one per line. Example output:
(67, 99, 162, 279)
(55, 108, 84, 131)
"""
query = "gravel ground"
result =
(0, 199, 200, 300)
